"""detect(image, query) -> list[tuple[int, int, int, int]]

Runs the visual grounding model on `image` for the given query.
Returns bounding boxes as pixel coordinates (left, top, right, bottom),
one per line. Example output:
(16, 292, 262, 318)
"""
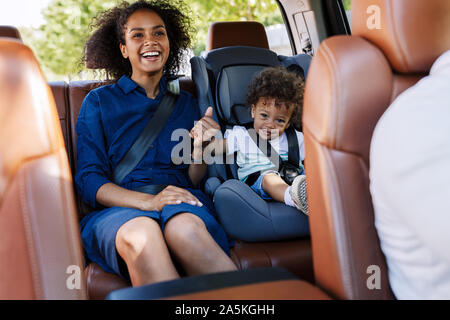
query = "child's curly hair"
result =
(84, 0, 193, 80)
(246, 66, 305, 129)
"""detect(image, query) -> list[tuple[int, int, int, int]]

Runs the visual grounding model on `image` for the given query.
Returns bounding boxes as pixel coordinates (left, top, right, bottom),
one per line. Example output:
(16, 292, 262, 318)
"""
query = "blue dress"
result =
(75, 75, 231, 279)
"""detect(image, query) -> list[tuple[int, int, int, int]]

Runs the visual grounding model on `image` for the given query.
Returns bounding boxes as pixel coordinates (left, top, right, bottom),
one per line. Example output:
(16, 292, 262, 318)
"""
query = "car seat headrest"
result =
(205, 46, 280, 125)
(0, 26, 22, 41)
(207, 21, 269, 52)
(352, 0, 450, 74)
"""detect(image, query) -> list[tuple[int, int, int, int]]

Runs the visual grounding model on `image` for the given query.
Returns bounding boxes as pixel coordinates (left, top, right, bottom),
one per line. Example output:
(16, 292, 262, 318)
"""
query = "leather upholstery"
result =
(302, 0, 443, 299)
(0, 25, 22, 40)
(165, 280, 330, 300)
(231, 240, 314, 283)
(49, 81, 73, 172)
(0, 39, 86, 299)
(206, 21, 269, 52)
(84, 263, 129, 300)
(351, 0, 450, 73)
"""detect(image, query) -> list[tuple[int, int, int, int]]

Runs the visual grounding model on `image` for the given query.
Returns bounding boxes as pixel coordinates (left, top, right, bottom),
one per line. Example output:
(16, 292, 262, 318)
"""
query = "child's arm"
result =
(204, 137, 227, 156)
(188, 137, 227, 186)
(188, 107, 227, 185)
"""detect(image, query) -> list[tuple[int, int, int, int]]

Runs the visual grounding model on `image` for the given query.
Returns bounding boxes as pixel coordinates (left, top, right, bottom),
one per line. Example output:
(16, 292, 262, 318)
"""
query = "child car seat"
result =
(190, 22, 312, 242)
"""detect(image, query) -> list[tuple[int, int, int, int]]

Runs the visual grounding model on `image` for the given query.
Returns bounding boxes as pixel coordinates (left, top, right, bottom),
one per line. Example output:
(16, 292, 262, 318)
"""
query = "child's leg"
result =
(260, 172, 290, 203)
(262, 172, 309, 215)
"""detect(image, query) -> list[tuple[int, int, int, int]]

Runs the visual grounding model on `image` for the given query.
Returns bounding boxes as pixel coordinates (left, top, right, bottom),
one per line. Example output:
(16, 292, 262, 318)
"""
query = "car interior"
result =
(1, 0, 449, 300)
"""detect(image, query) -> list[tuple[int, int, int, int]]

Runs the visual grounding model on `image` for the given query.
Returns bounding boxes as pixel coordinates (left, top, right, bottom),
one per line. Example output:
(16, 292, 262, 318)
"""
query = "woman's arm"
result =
(96, 183, 203, 211)
(96, 182, 154, 210)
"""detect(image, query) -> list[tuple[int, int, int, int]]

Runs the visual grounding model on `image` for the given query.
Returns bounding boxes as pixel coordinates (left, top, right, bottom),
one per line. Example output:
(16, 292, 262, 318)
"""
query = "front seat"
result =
(303, 0, 450, 299)
(0, 38, 86, 299)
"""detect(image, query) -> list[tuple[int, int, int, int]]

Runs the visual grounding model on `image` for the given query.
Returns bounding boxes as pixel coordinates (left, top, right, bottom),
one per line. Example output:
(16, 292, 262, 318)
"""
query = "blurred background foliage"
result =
(342, 0, 351, 10)
(20, 0, 351, 81)
(19, 0, 282, 80)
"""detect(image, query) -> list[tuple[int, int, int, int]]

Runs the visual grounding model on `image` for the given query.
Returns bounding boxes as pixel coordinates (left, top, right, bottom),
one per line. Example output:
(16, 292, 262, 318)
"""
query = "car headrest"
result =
(206, 21, 269, 52)
(0, 39, 63, 200)
(352, 0, 450, 74)
(0, 26, 22, 41)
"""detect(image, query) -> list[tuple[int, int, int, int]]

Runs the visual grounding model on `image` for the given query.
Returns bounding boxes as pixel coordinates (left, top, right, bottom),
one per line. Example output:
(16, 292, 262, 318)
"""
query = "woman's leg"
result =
(115, 216, 180, 286)
(164, 213, 237, 276)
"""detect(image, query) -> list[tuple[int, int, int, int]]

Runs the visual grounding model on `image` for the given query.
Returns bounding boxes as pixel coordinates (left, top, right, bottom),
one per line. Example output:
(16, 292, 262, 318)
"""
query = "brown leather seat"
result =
(303, 0, 450, 299)
(49, 82, 74, 172)
(206, 21, 269, 52)
(0, 25, 22, 41)
(0, 39, 86, 299)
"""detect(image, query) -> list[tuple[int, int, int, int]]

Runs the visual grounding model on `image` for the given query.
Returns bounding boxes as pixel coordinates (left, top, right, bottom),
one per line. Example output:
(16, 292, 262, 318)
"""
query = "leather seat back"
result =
(0, 39, 86, 299)
(0, 25, 22, 40)
(206, 21, 269, 52)
(303, 0, 450, 299)
(49, 81, 74, 172)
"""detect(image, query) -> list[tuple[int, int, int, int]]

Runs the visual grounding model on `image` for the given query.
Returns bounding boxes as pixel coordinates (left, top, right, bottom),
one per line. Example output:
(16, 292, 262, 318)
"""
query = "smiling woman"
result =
(84, 0, 193, 80)
(119, 10, 171, 97)
(75, 0, 237, 287)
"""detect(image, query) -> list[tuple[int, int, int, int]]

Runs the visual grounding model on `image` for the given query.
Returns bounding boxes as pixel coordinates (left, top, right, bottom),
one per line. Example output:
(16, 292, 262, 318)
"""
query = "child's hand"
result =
(190, 107, 220, 148)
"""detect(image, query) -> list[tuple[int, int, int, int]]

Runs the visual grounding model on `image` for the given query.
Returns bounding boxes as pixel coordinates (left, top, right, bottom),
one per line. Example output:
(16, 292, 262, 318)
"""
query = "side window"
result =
(5, 0, 294, 80)
(267, 23, 292, 56)
(343, 0, 352, 30)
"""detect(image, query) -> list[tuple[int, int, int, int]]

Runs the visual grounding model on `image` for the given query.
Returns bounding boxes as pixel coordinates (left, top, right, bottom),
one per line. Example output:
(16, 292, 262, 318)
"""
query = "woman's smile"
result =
(120, 9, 170, 78)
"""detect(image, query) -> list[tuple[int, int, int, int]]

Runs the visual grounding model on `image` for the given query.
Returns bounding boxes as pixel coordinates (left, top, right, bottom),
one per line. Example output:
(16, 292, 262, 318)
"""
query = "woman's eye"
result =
(260, 113, 267, 118)
(132, 33, 143, 38)
(155, 31, 166, 37)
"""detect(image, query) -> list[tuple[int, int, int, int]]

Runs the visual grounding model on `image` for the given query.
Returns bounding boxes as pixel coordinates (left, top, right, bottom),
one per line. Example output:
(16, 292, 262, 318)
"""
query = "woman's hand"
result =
(190, 107, 220, 150)
(140, 185, 203, 212)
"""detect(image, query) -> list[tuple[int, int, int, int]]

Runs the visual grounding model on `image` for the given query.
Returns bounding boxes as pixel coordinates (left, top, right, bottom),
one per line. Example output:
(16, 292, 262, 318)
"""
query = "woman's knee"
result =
(164, 213, 206, 247)
(115, 217, 162, 258)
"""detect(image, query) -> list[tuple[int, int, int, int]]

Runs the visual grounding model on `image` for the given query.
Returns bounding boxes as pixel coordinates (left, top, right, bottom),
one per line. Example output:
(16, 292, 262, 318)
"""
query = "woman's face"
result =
(120, 9, 170, 78)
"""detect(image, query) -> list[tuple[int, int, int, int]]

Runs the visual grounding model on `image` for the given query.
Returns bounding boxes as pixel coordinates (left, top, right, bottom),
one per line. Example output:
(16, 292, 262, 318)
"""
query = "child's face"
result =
(251, 97, 294, 140)
(120, 9, 170, 79)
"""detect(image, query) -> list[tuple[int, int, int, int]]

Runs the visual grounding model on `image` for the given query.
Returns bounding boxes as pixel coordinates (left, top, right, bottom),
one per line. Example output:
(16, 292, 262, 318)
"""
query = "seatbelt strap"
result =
(247, 128, 283, 171)
(285, 126, 300, 167)
(134, 184, 168, 195)
(245, 126, 300, 186)
(244, 129, 281, 186)
(113, 89, 179, 185)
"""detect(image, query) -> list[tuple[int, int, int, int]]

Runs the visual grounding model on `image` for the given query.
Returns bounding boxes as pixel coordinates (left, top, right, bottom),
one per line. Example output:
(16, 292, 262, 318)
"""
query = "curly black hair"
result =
(84, 0, 193, 80)
(246, 66, 305, 128)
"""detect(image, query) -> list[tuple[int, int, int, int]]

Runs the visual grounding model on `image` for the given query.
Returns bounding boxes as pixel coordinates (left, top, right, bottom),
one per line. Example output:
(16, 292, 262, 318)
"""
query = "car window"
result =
(4, 0, 291, 81)
(343, 0, 351, 30)
(266, 23, 292, 56)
